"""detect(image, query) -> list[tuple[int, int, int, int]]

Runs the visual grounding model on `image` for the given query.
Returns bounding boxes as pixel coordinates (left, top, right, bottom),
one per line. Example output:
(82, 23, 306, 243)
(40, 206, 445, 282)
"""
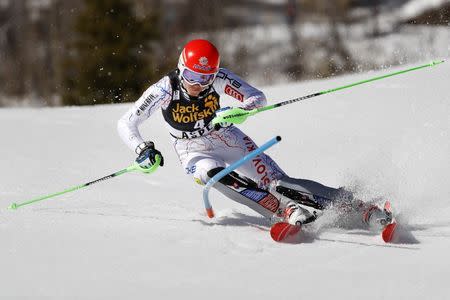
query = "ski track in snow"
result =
(1, 61, 449, 299)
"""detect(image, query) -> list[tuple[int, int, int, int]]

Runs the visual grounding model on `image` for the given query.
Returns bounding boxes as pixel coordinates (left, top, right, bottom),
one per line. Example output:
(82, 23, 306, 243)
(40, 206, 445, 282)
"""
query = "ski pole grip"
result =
(132, 155, 162, 174)
(202, 136, 282, 218)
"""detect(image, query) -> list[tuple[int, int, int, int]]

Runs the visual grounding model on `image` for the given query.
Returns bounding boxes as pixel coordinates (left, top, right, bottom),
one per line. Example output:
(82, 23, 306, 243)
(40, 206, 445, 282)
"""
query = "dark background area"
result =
(0, 0, 448, 106)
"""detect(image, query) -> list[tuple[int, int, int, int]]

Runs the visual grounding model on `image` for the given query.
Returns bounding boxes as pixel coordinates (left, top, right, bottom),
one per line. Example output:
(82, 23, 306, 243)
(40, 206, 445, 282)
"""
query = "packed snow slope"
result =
(1, 61, 449, 299)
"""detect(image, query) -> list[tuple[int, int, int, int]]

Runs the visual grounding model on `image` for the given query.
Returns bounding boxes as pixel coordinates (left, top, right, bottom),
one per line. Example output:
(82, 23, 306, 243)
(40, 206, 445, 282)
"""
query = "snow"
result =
(1, 61, 450, 299)
(213, 22, 450, 86)
(401, 0, 450, 20)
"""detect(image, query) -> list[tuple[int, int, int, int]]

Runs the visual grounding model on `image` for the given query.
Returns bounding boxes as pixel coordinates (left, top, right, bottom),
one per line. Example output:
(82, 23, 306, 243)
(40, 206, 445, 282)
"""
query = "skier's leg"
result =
(173, 136, 282, 218)
(205, 167, 281, 218)
(173, 130, 318, 224)
(206, 127, 315, 223)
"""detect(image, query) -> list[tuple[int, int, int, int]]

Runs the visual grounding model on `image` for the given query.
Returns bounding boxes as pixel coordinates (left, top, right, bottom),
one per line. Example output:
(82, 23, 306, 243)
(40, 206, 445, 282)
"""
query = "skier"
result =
(117, 39, 391, 229)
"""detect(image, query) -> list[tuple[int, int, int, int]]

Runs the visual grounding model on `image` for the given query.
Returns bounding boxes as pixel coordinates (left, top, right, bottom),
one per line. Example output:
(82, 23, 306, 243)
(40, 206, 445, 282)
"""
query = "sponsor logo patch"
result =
(176, 122, 215, 139)
(199, 57, 208, 66)
(240, 189, 268, 202)
(194, 65, 213, 72)
(216, 70, 242, 88)
(243, 136, 271, 187)
(258, 194, 280, 213)
(225, 85, 244, 102)
(185, 165, 196, 174)
(171, 94, 219, 124)
(136, 93, 157, 115)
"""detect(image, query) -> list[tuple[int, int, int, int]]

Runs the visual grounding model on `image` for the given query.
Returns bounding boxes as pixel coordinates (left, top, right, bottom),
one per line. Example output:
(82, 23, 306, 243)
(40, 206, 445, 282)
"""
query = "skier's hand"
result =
(135, 141, 164, 168)
(215, 106, 234, 128)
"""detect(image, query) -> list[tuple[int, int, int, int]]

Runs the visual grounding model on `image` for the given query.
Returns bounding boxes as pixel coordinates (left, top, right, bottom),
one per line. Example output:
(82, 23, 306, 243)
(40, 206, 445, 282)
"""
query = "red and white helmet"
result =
(178, 39, 220, 87)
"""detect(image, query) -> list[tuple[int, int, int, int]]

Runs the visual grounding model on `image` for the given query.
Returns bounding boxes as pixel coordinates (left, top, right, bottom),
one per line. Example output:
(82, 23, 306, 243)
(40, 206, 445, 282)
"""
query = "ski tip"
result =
(8, 203, 18, 210)
(382, 222, 397, 243)
(431, 60, 445, 66)
(270, 222, 301, 242)
(206, 208, 214, 218)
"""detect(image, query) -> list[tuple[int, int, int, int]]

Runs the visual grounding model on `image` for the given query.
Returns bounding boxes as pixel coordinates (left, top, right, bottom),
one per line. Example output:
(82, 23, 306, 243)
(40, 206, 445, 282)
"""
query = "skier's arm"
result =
(213, 68, 267, 110)
(117, 76, 172, 153)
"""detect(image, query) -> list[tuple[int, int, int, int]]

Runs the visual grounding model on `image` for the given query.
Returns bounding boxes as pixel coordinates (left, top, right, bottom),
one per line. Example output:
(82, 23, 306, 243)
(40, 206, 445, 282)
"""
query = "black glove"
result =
(135, 141, 164, 167)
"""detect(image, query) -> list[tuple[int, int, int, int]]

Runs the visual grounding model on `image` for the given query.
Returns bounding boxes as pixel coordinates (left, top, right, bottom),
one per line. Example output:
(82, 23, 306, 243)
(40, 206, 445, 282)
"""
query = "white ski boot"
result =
(283, 201, 316, 226)
(269, 180, 321, 225)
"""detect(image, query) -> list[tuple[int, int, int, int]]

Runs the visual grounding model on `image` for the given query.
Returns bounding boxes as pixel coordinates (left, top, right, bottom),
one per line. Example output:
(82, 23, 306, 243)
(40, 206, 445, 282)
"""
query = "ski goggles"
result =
(181, 69, 216, 86)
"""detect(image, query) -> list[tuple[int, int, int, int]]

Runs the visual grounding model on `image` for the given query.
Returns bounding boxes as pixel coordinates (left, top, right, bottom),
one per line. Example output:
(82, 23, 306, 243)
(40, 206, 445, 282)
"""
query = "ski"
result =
(382, 222, 397, 243)
(381, 201, 397, 243)
(270, 222, 301, 242)
(270, 201, 398, 243)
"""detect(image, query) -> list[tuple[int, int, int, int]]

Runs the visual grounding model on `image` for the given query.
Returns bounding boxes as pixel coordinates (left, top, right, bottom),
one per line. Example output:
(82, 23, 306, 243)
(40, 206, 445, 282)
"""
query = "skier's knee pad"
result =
(207, 167, 258, 189)
(206, 167, 224, 180)
(192, 159, 226, 186)
(192, 167, 225, 186)
(206, 167, 238, 186)
(192, 166, 228, 186)
(194, 165, 260, 189)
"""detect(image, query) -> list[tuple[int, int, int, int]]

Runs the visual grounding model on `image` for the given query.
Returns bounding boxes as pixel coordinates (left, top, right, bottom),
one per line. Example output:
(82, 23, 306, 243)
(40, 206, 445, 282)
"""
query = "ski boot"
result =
(283, 200, 317, 226)
(269, 178, 325, 224)
(362, 202, 394, 230)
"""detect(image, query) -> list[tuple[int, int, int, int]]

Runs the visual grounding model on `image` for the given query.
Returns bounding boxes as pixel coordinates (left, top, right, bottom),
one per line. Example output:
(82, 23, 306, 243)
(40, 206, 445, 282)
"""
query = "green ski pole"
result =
(8, 156, 161, 210)
(212, 60, 445, 125)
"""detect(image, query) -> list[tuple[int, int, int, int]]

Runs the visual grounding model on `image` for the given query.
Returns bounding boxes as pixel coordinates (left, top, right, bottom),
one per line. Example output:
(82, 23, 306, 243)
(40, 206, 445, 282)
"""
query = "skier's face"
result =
(182, 81, 203, 97)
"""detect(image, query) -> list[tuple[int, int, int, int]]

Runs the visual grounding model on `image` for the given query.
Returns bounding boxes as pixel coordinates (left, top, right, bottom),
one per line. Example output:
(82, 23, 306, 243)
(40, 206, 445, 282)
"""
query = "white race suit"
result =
(118, 68, 342, 218)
